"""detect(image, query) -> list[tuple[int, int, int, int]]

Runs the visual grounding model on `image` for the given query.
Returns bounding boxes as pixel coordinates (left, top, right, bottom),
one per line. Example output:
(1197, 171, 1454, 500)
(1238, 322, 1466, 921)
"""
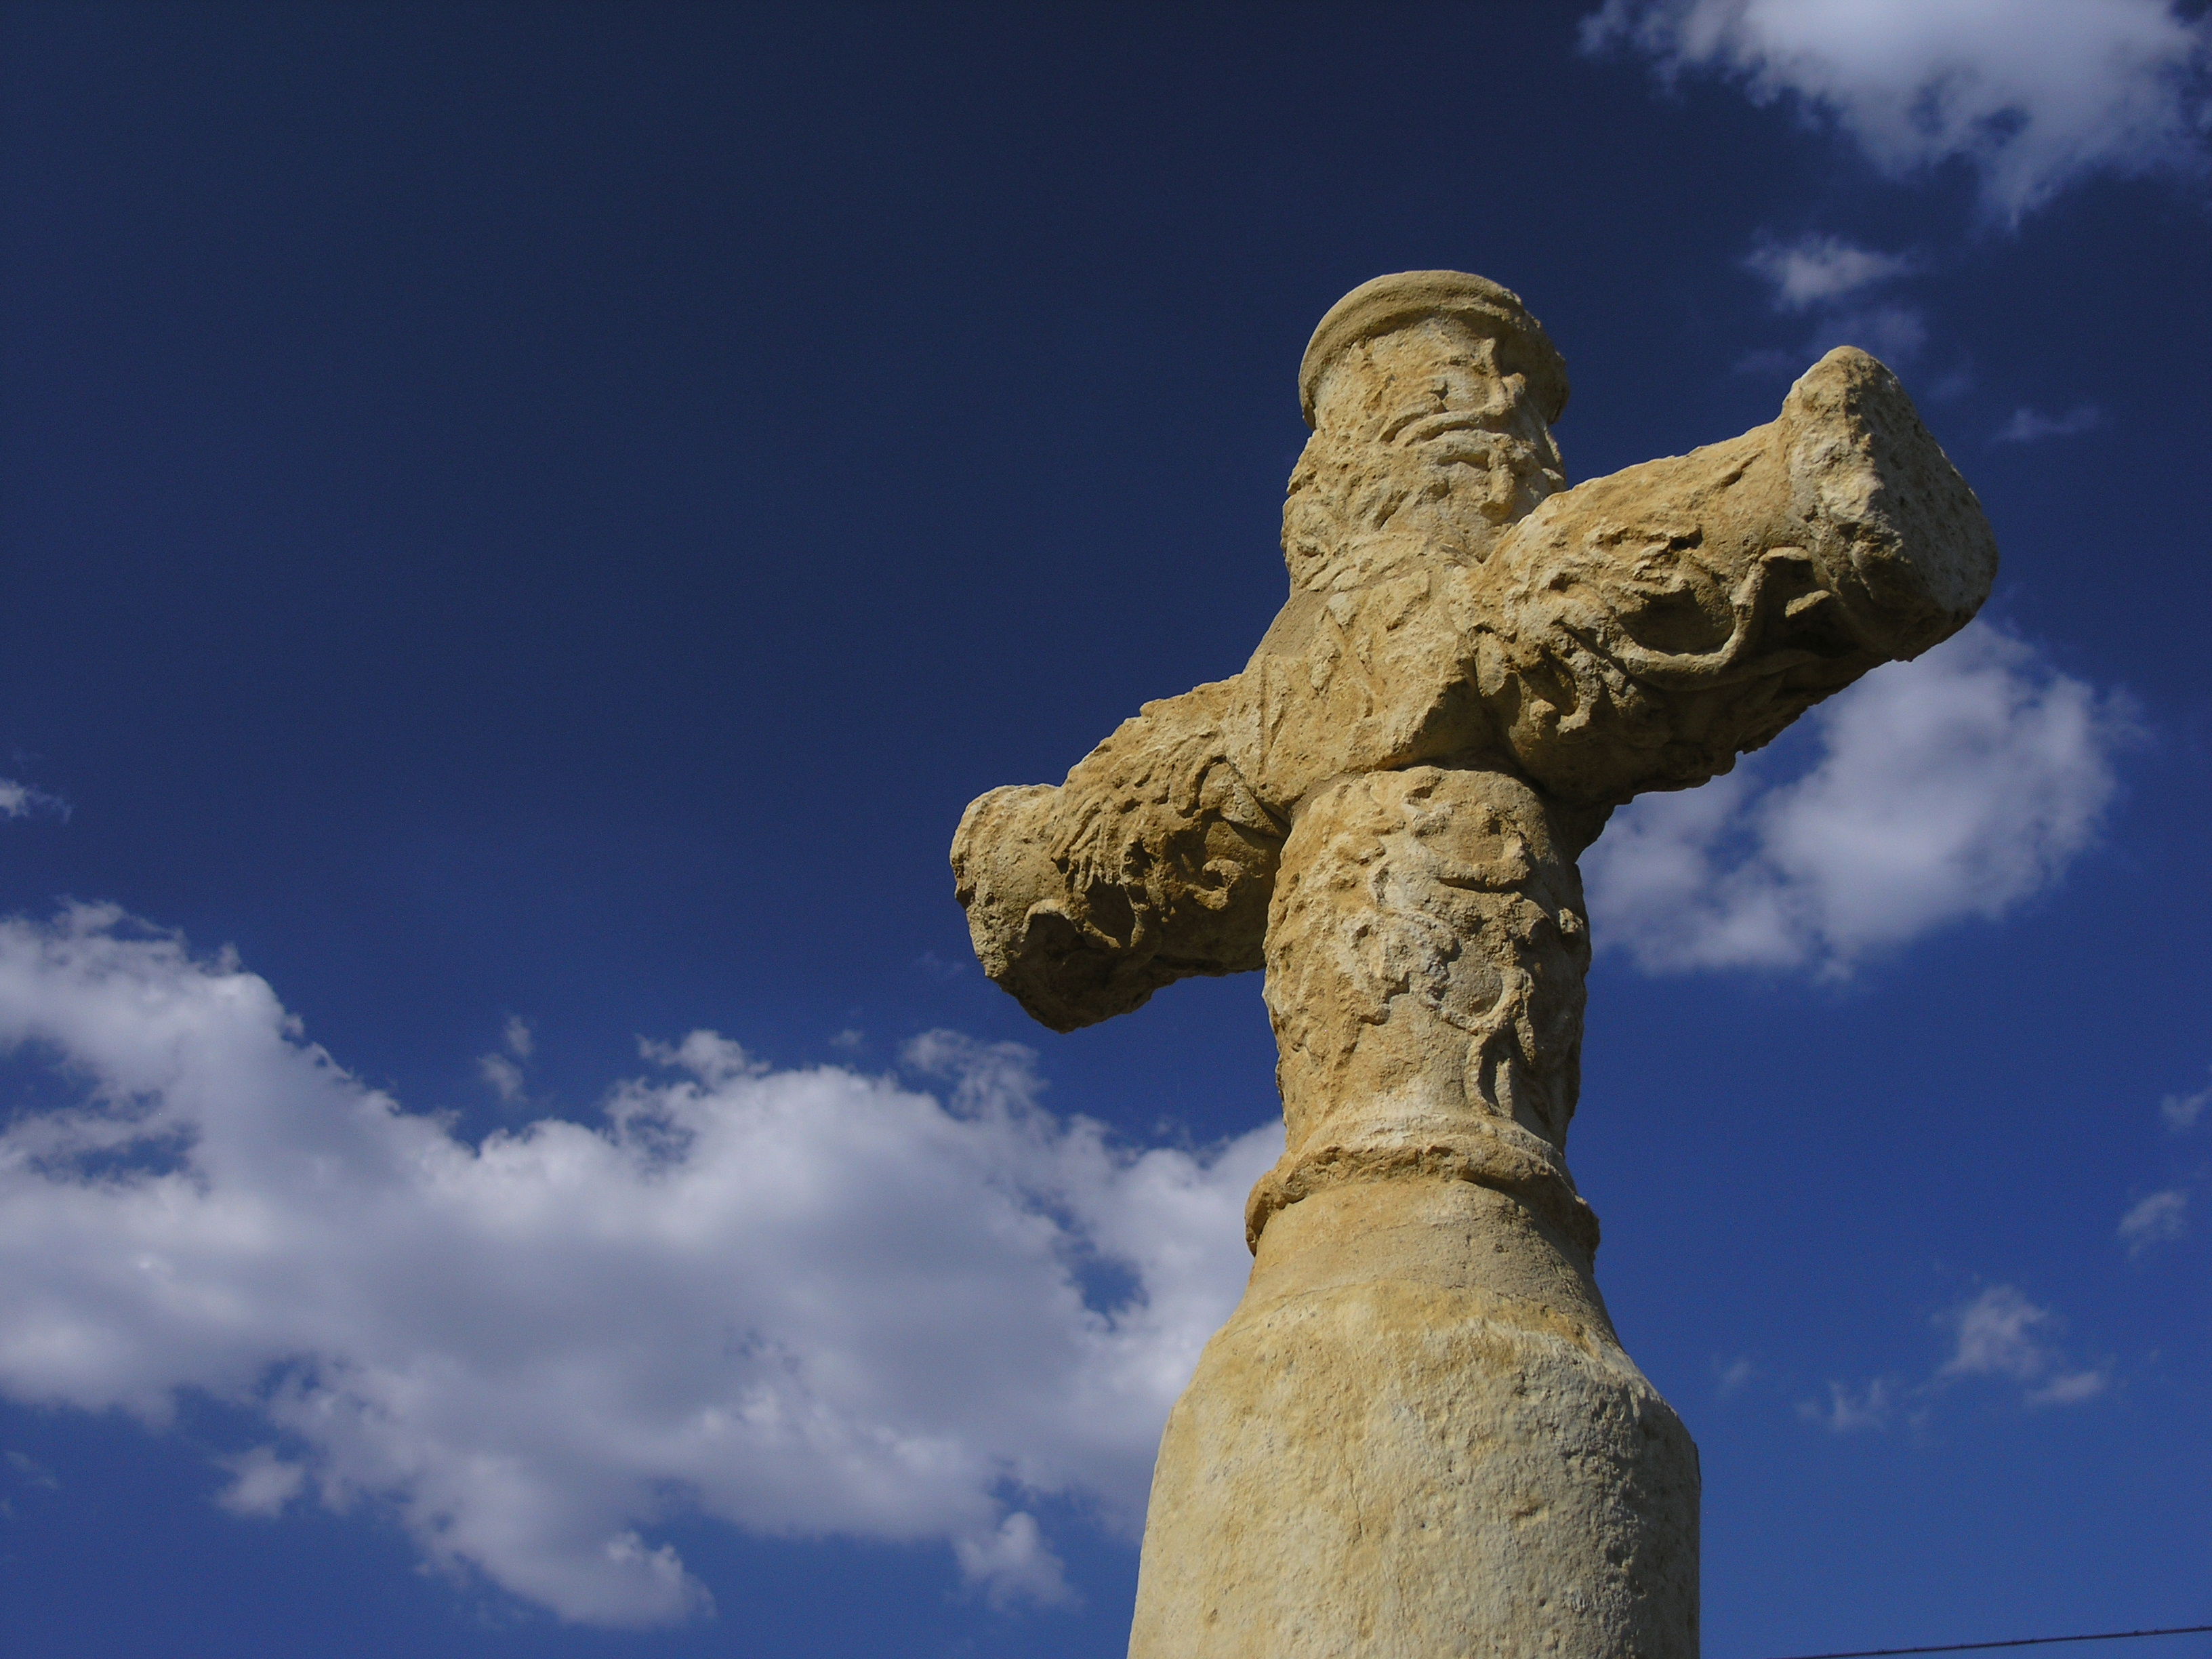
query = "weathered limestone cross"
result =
(953, 272, 1996, 1659)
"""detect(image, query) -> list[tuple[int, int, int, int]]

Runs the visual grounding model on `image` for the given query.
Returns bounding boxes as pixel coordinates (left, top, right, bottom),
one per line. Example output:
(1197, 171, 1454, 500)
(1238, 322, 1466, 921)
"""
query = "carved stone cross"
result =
(953, 272, 1996, 1659)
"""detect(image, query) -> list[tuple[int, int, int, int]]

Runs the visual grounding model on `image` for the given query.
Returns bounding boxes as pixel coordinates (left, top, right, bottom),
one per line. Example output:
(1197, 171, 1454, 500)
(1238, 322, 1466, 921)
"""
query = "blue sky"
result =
(1, 3, 2208, 1655)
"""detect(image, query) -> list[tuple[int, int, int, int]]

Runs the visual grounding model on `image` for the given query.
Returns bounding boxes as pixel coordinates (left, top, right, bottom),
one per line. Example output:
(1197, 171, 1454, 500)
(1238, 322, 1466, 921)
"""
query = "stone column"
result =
(1127, 767, 1698, 1659)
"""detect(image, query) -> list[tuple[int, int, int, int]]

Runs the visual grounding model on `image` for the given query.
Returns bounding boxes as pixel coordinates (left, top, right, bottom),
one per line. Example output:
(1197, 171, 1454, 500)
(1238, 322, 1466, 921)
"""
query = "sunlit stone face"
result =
(960, 272, 1999, 1659)
(1282, 315, 1567, 589)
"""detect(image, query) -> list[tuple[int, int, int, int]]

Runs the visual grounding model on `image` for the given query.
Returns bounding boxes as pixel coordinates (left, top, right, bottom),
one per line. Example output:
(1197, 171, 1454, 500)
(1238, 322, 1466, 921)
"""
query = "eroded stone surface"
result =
(950, 270, 1996, 1659)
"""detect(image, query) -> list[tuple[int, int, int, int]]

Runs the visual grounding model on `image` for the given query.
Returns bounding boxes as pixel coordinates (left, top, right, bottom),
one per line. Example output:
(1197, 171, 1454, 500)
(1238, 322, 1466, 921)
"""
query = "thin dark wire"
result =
(1771, 1625, 2212, 1659)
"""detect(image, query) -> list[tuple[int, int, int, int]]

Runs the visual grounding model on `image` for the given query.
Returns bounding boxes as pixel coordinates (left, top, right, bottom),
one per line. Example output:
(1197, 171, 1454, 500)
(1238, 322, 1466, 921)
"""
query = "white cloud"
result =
(2118, 1188, 2189, 1254)
(0, 779, 68, 821)
(1584, 0, 2212, 222)
(476, 1017, 536, 1102)
(1940, 1284, 2055, 1380)
(1584, 622, 2131, 976)
(2025, 1367, 2112, 1406)
(216, 1445, 308, 1517)
(1994, 405, 2104, 443)
(1799, 1376, 1892, 1431)
(952, 1510, 1078, 1610)
(0, 904, 1277, 1626)
(1713, 1354, 1756, 1395)
(1736, 234, 1929, 375)
(1746, 234, 1915, 310)
(2163, 1071, 2210, 1130)
(1938, 1284, 2108, 1404)
(1805, 1283, 2109, 1429)
(477, 1051, 527, 1103)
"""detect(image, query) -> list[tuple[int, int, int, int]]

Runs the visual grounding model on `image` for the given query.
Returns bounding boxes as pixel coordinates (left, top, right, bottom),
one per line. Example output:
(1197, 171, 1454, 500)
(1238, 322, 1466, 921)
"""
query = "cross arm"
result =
(950, 675, 1286, 1032)
(1464, 346, 1999, 806)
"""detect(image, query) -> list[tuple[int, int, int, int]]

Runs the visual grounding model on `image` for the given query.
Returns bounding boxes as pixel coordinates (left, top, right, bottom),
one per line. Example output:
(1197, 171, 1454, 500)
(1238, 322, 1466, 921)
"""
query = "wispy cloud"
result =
(1584, 0, 2212, 223)
(0, 904, 1278, 1624)
(1938, 1285, 2109, 1405)
(1800, 1377, 1892, 1432)
(1747, 234, 1916, 310)
(476, 1052, 526, 1103)
(1804, 1284, 2109, 1430)
(1994, 405, 2104, 443)
(215, 1446, 308, 1517)
(476, 1015, 535, 1103)
(2162, 1070, 2210, 1130)
(2118, 1189, 2189, 1255)
(0, 779, 69, 822)
(5, 1449, 58, 1491)
(1583, 622, 2133, 977)
(1737, 233, 1928, 373)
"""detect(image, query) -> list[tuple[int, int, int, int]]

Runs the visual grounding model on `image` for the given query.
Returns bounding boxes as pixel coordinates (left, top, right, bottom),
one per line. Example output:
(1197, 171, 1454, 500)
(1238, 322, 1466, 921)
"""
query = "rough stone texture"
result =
(1128, 1181, 1698, 1659)
(951, 271, 1997, 1658)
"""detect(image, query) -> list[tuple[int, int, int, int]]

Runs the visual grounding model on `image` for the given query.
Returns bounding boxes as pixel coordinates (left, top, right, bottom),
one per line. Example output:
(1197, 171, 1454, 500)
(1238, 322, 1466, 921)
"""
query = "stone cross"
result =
(952, 272, 1996, 1659)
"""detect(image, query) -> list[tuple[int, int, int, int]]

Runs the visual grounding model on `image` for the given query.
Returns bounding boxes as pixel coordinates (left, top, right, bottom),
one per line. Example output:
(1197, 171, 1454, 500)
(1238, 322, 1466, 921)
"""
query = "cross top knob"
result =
(1298, 268, 1570, 422)
(951, 272, 1997, 1659)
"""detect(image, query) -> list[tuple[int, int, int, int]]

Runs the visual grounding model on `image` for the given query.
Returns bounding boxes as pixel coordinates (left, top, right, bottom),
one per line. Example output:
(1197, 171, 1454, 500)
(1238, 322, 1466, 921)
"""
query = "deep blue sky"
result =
(1, 5, 2208, 1657)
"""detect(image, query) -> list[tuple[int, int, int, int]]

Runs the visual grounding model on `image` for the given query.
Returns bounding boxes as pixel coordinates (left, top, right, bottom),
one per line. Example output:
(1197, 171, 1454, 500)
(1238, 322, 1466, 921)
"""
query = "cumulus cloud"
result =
(1584, 0, 2212, 222)
(1583, 622, 2131, 977)
(0, 905, 1277, 1625)
(2118, 1188, 2190, 1254)
(1994, 405, 2104, 443)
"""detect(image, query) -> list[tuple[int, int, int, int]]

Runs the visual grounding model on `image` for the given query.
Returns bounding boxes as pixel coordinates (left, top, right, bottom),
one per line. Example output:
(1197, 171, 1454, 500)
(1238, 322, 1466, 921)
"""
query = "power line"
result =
(1772, 1626, 2212, 1659)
